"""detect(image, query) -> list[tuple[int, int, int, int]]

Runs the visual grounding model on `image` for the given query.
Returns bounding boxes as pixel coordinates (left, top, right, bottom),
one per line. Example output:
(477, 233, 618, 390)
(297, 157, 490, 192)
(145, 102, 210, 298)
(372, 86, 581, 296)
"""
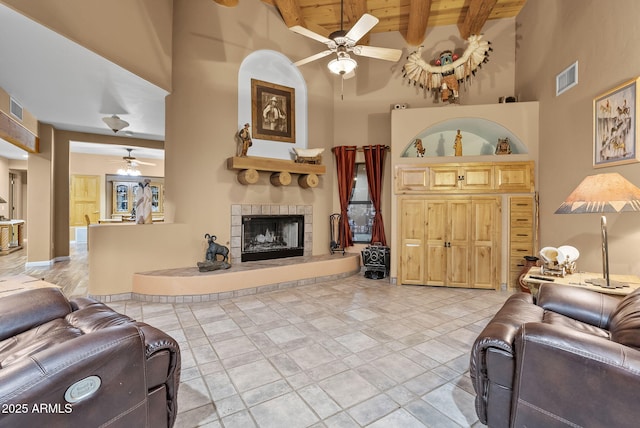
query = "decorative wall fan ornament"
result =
(289, 1, 402, 77)
(402, 35, 492, 103)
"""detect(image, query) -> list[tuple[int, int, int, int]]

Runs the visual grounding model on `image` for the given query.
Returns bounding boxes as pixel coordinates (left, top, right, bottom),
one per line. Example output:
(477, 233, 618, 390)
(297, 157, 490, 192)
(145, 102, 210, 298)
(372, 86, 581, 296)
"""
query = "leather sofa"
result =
(470, 283, 640, 428)
(0, 287, 180, 428)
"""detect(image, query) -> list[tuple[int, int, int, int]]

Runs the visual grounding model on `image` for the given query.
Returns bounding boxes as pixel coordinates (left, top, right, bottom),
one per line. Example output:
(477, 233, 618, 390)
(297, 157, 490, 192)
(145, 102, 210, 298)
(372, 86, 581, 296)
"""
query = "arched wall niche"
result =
(238, 50, 308, 160)
(401, 117, 528, 157)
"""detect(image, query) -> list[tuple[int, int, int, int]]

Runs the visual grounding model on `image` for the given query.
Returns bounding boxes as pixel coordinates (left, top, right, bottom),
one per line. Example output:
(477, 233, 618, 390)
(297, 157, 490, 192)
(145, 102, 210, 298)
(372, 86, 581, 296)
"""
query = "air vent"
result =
(9, 97, 23, 121)
(556, 61, 578, 96)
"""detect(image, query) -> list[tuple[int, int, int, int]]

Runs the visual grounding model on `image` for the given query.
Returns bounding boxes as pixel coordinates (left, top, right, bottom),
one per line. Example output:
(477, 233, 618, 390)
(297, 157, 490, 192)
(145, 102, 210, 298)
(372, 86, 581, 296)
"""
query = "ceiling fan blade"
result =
(289, 25, 333, 45)
(352, 45, 403, 62)
(294, 50, 333, 67)
(344, 13, 379, 44)
(132, 160, 156, 166)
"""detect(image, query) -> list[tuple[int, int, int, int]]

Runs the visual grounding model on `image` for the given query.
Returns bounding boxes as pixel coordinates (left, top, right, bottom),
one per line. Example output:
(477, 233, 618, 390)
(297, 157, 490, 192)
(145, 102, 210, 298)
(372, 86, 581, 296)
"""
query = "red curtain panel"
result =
(332, 146, 357, 248)
(363, 145, 387, 245)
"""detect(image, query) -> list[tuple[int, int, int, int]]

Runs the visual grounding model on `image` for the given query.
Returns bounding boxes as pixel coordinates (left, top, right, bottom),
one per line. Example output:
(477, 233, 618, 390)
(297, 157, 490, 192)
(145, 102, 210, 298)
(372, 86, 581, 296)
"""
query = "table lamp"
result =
(555, 173, 640, 288)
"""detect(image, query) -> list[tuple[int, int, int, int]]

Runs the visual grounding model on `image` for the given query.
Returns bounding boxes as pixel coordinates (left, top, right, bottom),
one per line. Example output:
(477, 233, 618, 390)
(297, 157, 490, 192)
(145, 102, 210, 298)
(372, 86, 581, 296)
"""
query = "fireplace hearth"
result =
(241, 214, 304, 261)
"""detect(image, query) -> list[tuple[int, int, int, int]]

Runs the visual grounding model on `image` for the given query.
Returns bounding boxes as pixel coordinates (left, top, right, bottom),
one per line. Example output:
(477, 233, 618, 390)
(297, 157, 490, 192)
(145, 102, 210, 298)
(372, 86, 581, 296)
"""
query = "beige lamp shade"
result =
(555, 173, 640, 214)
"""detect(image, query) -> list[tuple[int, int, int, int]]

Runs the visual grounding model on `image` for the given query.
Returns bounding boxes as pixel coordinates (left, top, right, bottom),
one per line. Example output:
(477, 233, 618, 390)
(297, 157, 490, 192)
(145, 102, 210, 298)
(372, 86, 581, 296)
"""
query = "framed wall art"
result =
(593, 77, 640, 167)
(251, 79, 295, 143)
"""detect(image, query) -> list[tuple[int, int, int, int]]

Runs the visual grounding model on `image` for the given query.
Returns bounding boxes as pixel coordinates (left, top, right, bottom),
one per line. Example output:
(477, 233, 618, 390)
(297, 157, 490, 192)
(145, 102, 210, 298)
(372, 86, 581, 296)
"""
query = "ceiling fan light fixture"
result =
(328, 53, 357, 75)
(102, 115, 130, 133)
(117, 165, 141, 176)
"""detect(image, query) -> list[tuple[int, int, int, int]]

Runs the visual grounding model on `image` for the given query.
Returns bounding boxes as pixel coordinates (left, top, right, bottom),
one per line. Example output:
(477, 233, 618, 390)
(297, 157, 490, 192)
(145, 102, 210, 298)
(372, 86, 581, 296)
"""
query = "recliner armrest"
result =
(470, 293, 544, 426)
(513, 322, 640, 427)
(0, 288, 71, 341)
(0, 324, 149, 428)
(537, 283, 620, 328)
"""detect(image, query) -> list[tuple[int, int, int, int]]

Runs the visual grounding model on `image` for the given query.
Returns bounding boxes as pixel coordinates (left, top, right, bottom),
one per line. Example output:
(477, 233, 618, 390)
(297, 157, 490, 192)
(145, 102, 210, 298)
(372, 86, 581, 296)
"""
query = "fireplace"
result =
(241, 214, 304, 261)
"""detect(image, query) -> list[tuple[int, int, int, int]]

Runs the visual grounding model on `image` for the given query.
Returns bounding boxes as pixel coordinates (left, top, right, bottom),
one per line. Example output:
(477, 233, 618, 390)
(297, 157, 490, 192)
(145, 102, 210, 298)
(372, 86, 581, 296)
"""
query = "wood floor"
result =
(0, 243, 88, 297)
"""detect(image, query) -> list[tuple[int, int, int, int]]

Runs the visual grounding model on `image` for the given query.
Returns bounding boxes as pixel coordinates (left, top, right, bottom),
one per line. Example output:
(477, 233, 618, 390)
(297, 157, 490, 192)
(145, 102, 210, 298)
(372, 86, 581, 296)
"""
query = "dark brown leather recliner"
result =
(470, 283, 640, 428)
(0, 287, 180, 428)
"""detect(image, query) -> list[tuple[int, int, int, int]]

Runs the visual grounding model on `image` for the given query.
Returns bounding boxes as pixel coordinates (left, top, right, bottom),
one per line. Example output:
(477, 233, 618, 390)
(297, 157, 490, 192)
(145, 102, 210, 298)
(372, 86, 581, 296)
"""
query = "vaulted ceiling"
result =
(215, 0, 527, 45)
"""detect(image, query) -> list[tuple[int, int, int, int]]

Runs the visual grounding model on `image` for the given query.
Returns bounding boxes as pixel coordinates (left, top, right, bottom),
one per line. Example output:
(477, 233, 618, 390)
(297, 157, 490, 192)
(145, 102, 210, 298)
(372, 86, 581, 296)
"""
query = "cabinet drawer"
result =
(510, 197, 534, 211)
(510, 244, 534, 256)
(510, 227, 533, 242)
(510, 215, 533, 228)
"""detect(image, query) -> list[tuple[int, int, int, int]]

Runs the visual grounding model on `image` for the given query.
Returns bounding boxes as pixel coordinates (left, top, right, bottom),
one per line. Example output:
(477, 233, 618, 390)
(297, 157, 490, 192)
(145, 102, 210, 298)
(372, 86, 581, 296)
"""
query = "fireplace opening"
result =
(241, 215, 304, 261)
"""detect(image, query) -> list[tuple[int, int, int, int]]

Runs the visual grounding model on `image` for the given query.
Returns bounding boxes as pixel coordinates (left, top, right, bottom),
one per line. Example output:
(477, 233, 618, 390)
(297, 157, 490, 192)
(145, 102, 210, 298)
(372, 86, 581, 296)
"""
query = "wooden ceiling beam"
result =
(213, 0, 239, 6)
(273, 0, 306, 27)
(404, 0, 432, 46)
(458, 0, 498, 39)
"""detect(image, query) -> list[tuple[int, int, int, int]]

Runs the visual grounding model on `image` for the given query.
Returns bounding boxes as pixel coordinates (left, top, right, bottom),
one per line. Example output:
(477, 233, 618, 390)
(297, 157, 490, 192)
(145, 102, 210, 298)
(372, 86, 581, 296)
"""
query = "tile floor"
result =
(1, 244, 513, 427)
(105, 274, 512, 427)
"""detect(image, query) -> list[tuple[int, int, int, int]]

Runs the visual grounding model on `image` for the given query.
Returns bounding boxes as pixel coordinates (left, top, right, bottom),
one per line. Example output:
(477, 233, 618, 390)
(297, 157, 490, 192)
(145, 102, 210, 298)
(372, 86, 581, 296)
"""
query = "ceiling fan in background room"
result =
(289, 0, 403, 78)
(113, 148, 155, 176)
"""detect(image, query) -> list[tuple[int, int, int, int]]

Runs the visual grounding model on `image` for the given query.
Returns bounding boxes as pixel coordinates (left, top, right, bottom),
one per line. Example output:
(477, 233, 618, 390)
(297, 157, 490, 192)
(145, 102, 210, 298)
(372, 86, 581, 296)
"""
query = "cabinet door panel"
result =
(471, 198, 500, 289)
(402, 200, 425, 239)
(396, 166, 429, 192)
(425, 201, 447, 286)
(448, 245, 469, 287)
(461, 166, 493, 190)
(429, 167, 459, 190)
(401, 239, 424, 284)
(426, 246, 446, 285)
(495, 163, 533, 192)
(448, 201, 471, 243)
(472, 246, 495, 288)
(400, 200, 425, 284)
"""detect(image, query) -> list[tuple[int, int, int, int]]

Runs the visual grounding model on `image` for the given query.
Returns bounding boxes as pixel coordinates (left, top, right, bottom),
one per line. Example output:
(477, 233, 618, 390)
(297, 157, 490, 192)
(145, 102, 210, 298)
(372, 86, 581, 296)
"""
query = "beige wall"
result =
(0, 0, 173, 91)
(164, 0, 335, 267)
(516, 0, 640, 276)
(27, 123, 53, 264)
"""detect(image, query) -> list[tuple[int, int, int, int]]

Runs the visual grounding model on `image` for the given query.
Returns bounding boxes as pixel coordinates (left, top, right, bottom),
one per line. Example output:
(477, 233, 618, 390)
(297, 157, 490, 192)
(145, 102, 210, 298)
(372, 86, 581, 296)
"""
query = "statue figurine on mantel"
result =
(453, 130, 463, 156)
(238, 123, 252, 157)
(197, 233, 231, 272)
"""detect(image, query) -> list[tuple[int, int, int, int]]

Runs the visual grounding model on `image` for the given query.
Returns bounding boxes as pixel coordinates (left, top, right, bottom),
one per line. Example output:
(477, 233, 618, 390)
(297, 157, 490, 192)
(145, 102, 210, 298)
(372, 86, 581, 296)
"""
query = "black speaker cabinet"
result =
(361, 243, 390, 280)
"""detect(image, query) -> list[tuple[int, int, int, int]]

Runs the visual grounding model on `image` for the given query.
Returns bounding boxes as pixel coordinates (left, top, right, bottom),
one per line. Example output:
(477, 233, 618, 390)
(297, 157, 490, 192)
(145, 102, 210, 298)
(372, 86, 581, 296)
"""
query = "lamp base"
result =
(585, 277, 628, 289)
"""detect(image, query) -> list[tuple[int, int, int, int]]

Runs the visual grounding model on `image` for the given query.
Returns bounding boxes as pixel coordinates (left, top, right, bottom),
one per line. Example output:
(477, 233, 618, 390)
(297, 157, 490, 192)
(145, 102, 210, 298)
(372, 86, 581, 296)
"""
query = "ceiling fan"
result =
(112, 148, 155, 176)
(290, 1, 403, 77)
(119, 148, 155, 167)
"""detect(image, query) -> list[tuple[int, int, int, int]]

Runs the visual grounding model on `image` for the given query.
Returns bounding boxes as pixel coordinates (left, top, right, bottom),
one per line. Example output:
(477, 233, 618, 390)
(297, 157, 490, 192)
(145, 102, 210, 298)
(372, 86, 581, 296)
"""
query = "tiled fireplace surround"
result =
(230, 204, 313, 262)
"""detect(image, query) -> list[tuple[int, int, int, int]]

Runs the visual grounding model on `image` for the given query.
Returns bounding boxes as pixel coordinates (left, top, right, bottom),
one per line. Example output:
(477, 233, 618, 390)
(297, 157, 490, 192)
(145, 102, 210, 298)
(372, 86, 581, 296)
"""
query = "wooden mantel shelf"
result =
(227, 156, 326, 188)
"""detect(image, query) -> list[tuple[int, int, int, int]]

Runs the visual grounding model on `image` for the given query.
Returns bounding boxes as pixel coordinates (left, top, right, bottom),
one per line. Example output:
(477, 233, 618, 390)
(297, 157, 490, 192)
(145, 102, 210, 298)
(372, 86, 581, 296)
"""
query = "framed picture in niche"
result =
(593, 77, 640, 167)
(251, 79, 295, 143)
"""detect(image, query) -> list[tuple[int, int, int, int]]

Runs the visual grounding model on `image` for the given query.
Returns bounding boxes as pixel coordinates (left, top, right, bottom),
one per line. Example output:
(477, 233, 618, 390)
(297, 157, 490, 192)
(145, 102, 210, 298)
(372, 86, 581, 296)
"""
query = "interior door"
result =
(70, 175, 100, 226)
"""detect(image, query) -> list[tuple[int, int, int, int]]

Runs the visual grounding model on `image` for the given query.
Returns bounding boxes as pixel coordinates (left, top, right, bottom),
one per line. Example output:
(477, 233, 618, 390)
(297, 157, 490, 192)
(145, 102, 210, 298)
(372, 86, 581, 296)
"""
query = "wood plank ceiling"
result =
(214, 0, 527, 45)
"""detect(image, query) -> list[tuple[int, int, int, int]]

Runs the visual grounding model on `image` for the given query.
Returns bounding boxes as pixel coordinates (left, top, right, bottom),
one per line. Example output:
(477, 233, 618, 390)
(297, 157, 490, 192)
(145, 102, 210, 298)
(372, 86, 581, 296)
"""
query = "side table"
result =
(523, 266, 640, 297)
